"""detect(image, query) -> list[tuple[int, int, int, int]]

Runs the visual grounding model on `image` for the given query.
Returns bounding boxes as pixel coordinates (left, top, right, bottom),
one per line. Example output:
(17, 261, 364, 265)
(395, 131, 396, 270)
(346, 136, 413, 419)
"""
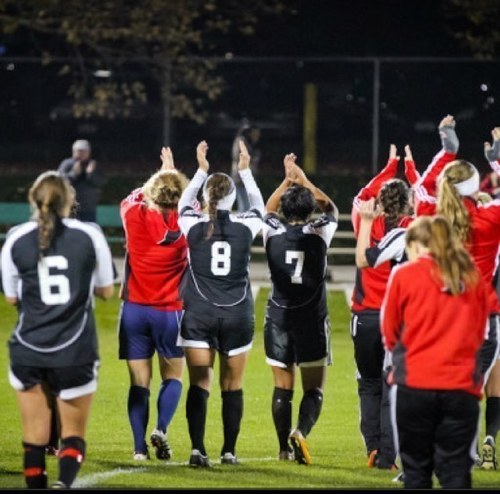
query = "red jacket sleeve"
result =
(120, 188, 144, 220)
(404, 159, 420, 186)
(352, 157, 399, 235)
(380, 267, 404, 352)
(414, 149, 456, 202)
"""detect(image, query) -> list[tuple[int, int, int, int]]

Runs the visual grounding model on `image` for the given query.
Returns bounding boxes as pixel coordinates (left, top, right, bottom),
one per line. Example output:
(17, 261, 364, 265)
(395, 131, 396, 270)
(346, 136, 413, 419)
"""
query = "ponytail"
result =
(437, 160, 475, 244)
(28, 171, 75, 259)
(406, 216, 478, 295)
(202, 174, 233, 240)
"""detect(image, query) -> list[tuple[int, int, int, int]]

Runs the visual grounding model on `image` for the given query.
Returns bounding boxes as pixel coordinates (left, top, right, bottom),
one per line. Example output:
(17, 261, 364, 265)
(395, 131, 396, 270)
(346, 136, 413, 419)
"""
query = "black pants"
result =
(394, 385, 479, 489)
(350, 311, 395, 463)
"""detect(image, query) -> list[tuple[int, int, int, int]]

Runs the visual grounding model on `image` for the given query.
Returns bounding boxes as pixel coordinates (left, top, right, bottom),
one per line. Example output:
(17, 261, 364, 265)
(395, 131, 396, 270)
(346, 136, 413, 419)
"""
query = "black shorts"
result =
(178, 311, 254, 356)
(9, 361, 99, 400)
(264, 312, 332, 367)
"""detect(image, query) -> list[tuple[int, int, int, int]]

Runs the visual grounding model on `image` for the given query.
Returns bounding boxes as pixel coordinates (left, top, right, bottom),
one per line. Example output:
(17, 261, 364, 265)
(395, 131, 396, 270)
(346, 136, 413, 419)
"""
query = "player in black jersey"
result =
(262, 153, 338, 465)
(177, 140, 264, 467)
(1, 171, 114, 489)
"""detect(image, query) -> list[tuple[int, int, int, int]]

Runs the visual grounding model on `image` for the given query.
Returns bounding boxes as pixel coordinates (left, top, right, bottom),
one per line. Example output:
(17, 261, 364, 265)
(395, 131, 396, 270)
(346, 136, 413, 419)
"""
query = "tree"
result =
(443, 0, 500, 58)
(0, 0, 295, 129)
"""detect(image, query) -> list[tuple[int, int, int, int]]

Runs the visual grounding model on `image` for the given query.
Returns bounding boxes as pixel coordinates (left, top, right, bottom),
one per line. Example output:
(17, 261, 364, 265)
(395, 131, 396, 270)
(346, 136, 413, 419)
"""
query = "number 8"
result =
(211, 241, 231, 276)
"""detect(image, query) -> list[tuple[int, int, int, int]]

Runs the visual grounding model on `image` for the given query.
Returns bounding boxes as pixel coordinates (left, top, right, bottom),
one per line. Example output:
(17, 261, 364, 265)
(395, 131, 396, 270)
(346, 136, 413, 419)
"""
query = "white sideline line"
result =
(74, 457, 277, 488)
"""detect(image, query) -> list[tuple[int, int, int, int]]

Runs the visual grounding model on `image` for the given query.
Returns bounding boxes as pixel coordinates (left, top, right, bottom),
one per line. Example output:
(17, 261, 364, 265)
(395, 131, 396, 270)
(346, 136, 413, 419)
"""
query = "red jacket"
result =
(381, 255, 488, 398)
(351, 158, 413, 311)
(120, 188, 188, 309)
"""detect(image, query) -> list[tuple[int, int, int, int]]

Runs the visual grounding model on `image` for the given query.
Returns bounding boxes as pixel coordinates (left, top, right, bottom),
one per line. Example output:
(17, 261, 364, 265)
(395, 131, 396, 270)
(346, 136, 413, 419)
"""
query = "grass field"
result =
(0, 287, 497, 489)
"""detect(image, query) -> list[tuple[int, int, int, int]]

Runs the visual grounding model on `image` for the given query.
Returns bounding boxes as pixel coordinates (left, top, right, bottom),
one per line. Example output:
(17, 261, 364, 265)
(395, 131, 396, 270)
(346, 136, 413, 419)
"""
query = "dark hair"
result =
(378, 179, 409, 232)
(280, 185, 316, 222)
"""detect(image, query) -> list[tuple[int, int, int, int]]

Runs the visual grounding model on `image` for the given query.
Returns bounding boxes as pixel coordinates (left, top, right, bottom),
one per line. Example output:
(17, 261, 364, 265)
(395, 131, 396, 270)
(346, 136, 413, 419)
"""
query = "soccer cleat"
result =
(189, 449, 212, 468)
(367, 449, 378, 468)
(289, 429, 312, 466)
(220, 452, 240, 465)
(278, 449, 295, 461)
(481, 435, 497, 470)
(133, 450, 150, 461)
(150, 429, 172, 460)
(50, 480, 68, 489)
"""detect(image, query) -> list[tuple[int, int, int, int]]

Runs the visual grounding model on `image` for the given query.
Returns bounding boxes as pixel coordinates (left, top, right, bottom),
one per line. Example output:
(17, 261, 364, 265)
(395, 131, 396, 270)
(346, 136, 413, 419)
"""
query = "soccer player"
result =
(381, 215, 489, 489)
(350, 144, 413, 469)
(119, 147, 189, 461)
(262, 153, 338, 465)
(177, 140, 264, 467)
(1, 171, 114, 489)
(416, 122, 500, 469)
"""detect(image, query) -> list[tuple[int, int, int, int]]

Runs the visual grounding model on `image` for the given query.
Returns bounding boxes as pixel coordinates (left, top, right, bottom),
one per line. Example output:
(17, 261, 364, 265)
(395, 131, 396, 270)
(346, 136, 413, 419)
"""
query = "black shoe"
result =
(150, 429, 172, 460)
(189, 449, 212, 468)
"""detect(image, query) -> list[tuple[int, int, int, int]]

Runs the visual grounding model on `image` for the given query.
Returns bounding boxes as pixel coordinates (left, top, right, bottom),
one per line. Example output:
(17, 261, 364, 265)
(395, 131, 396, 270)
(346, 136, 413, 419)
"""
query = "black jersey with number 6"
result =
(1, 219, 114, 367)
(263, 212, 337, 318)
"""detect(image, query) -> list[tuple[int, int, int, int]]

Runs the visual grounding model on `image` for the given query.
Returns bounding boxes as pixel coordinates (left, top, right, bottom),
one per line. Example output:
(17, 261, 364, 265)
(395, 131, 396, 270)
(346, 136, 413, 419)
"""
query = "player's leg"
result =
(151, 309, 185, 460)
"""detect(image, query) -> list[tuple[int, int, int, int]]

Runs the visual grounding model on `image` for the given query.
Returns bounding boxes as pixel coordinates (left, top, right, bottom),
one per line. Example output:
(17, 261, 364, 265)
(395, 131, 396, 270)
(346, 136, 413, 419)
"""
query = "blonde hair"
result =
(405, 215, 478, 295)
(28, 171, 75, 258)
(477, 191, 493, 205)
(437, 160, 475, 244)
(203, 173, 233, 240)
(142, 170, 188, 211)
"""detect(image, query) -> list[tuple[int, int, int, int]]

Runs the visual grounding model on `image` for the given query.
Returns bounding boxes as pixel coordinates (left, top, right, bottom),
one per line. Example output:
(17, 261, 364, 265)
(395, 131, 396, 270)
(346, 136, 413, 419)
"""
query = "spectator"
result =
(262, 152, 338, 465)
(118, 147, 188, 461)
(231, 120, 261, 212)
(57, 139, 106, 222)
(0, 171, 114, 488)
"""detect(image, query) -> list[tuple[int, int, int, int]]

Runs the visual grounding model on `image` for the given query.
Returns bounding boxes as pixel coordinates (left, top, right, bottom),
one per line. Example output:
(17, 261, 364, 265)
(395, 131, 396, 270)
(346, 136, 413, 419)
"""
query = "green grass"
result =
(0, 288, 497, 489)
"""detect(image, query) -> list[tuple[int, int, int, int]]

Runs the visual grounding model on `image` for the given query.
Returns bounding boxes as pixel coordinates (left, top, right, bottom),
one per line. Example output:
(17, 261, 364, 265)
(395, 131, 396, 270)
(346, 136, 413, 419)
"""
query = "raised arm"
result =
(238, 140, 265, 216)
(178, 141, 209, 214)
(285, 155, 339, 220)
(266, 153, 294, 214)
(404, 145, 420, 186)
(415, 115, 459, 203)
(484, 126, 500, 177)
(355, 198, 379, 268)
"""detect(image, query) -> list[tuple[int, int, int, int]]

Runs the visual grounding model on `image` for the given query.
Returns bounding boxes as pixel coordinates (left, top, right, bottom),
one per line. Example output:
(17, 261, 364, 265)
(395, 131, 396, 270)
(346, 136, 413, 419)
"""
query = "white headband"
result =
(202, 173, 236, 210)
(453, 167, 480, 196)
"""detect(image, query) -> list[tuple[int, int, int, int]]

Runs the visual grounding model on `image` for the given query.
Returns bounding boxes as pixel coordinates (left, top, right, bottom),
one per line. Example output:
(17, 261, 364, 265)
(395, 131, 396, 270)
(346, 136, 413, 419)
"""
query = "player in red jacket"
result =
(350, 144, 414, 469)
(416, 122, 500, 469)
(119, 147, 189, 461)
(381, 215, 489, 489)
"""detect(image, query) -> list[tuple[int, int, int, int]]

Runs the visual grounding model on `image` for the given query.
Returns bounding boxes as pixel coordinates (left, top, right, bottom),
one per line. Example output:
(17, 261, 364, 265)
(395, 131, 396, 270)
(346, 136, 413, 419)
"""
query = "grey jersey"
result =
(1, 219, 113, 367)
(263, 212, 337, 317)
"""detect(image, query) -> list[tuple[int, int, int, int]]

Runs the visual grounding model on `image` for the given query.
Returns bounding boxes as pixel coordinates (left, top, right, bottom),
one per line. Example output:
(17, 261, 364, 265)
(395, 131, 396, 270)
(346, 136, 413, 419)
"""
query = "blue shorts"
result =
(118, 302, 184, 360)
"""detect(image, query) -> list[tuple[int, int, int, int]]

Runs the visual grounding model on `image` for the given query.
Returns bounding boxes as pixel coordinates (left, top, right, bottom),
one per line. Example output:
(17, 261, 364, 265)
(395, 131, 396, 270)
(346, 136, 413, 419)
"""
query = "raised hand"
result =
(438, 114, 459, 153)
(389, 144, 399, 161)
(484, 127, 500, 162)
(160, 146, 175, 170)
(238, 139, 251, 170)
(196, 141, 209, 172)
(404, 145, 413, 162)
(359, 198, 381, 221)
(86, 160, 96, 174)
(439, 114, 456, 129)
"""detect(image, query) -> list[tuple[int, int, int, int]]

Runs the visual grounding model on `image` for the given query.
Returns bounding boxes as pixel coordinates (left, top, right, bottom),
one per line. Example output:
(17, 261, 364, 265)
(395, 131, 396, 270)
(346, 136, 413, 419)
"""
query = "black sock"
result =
(272, 387, 293, 452)
(297, 388, 324, 437)
(58, 436, 86, 488)
(128, 385, 150, 453)
(486, 397, 500, 440)
(221, 389, 243, 456)
(23, 442, 47, 489)
(186, 385, 209, 456)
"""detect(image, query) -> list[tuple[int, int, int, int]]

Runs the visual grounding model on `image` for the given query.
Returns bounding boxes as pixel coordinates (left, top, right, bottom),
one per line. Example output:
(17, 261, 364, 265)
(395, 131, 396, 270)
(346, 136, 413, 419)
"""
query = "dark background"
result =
(0, 0, 498, 212)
